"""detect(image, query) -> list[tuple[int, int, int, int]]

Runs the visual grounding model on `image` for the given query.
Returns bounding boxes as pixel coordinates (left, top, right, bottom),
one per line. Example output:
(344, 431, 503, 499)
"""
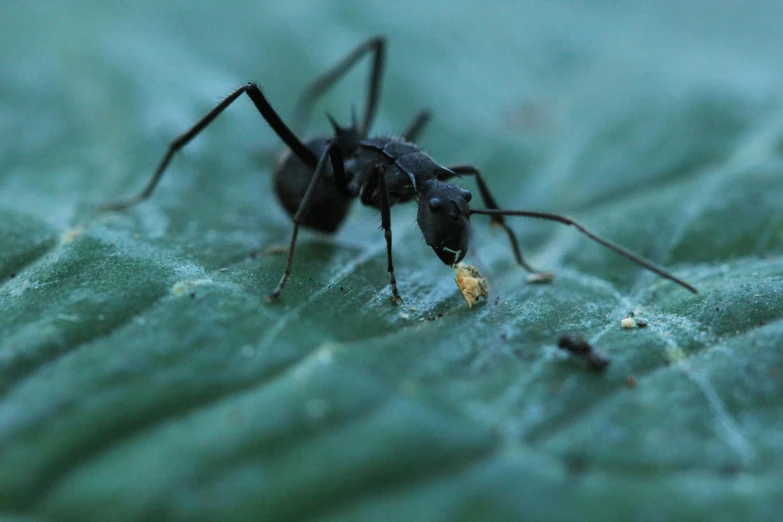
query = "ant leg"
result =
(401, 109, 432, 142)
(100, 83, 316, 211)
(268, 140, 346, 301)
(374, 165, 402, 302)
(445, 164, 547, 275)
(291, 36, 386, 136)
(470, 208, 698, 294)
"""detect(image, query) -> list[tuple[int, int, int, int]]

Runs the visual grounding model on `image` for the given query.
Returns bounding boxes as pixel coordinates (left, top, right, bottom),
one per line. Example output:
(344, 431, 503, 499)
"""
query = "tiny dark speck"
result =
(9, 273, 15, 278)
(190, 292, 196, 299)
(716, 307, 720, 311)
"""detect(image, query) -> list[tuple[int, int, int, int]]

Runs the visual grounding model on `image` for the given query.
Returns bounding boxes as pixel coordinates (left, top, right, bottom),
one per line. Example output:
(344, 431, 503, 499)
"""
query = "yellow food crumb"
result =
(454, 263, 489, 307)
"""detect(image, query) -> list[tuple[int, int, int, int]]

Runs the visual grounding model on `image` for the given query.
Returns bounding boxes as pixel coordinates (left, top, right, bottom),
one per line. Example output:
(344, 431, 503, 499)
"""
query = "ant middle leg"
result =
(445, 164, 550, 276)
(291, 36, 386, 136)
(100, 83, 316, 211)
(268, 140, 347, 301)
(373, 165, 402, 302)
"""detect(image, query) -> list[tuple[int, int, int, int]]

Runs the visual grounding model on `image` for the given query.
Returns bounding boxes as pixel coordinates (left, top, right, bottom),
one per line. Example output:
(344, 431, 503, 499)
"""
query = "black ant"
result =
(100, 36, 698, 302)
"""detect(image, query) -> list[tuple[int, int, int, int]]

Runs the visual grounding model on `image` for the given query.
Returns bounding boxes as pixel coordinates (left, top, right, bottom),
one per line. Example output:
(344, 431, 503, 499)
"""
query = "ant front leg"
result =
(446, 165, 551, 277)
(374, 165, 402, 302)
(267, 141, 346, 301)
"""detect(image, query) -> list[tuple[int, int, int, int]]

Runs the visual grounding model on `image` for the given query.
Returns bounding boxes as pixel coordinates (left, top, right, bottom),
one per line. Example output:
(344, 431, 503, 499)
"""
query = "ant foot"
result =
(526, 272, 555, 284)
(265, 292, 281, 303)
(97, 198, 139, 212)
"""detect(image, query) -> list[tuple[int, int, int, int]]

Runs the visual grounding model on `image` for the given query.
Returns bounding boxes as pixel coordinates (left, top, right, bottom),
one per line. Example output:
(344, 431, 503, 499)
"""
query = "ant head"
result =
(417, 180, 473, 266)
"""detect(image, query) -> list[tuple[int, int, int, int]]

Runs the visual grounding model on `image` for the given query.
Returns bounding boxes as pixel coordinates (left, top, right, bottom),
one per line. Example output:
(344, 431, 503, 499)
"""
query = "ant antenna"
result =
(470, 209, 698, 294)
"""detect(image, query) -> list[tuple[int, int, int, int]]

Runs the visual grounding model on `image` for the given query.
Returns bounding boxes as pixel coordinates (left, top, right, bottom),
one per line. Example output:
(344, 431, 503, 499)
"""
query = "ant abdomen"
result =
(274, 137, 353, 232)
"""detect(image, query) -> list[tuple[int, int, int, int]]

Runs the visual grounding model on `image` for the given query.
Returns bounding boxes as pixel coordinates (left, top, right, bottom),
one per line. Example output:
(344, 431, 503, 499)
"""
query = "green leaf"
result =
(2, 2, 783, 521)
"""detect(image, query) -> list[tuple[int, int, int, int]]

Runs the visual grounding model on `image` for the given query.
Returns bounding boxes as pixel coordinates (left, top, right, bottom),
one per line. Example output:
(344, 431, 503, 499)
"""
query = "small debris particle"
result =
(526, 272, 555, 284)
(9, 273, 15, 279)
(409, 306, 417, 312)
(400, 312, 410, 320)
(621, 317, 637, 329)
(625, 375, 638, 387)
(437, 313, 443, 318)
(265, 245, 287, 255)
(61, 227, 84, 244)
(219, 267, 228, 273)
(171, 279, 211, 296)
(171, 281, 189, 296)
(339, 286, 344, 292)
(557, 334, 610, 372)
(454, 263, 489, 307)
(665, 345, 685, 362)
(635, 318, 648, 328)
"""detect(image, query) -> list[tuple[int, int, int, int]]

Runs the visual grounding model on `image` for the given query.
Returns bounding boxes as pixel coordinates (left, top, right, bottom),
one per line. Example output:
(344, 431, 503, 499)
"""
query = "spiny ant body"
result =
(101, 36, 698, 301)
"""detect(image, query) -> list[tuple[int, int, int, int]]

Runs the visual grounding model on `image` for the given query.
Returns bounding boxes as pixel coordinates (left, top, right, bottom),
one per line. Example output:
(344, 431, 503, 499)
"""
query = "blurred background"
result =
(3, 0, 782, 229)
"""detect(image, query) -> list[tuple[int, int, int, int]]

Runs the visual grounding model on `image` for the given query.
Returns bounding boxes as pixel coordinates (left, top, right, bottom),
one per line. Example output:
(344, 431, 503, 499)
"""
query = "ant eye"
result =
(461, 189, 472, 202)
(428, 197, 443, 211)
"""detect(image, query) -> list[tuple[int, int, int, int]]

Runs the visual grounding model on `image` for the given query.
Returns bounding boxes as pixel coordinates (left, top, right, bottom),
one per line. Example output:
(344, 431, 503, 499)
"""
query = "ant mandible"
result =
(101, 36, 698, 301)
